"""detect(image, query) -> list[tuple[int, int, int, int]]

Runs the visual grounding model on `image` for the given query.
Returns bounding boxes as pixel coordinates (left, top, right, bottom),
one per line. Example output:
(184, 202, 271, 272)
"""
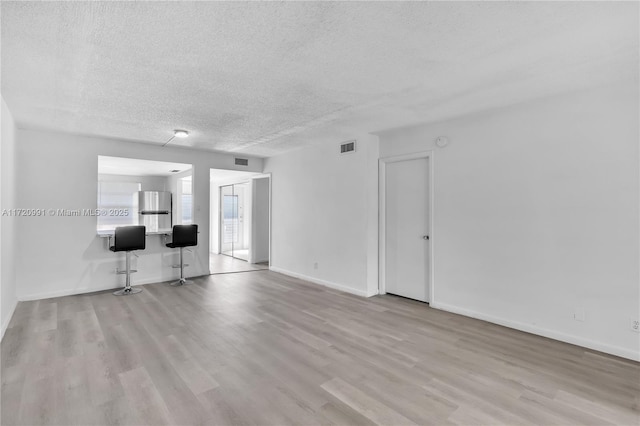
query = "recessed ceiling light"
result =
(174, 130, 189, 138)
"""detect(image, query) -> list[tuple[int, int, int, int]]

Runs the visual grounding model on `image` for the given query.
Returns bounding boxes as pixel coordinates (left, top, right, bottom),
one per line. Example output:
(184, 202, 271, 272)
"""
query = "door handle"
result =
(422, 235, 429, 240)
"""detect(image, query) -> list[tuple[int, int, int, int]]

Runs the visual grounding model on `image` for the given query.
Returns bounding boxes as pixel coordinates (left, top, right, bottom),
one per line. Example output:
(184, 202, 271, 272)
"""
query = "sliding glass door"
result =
(220, 182, 250, 261)
(220, 185, 235, 257)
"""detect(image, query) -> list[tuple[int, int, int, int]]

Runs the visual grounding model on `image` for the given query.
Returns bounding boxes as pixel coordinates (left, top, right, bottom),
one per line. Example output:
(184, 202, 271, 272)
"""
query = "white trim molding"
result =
(378, 150, 435, 303)
(16, 274, 193, 301)
(269, 266, 368, 298)
(431, 301, 640, 362)
(1, 298, 18, 341)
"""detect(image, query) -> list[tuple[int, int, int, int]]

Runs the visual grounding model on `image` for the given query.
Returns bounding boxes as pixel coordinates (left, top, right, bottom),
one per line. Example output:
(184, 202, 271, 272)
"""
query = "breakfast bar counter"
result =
(97, 228, 173, 237)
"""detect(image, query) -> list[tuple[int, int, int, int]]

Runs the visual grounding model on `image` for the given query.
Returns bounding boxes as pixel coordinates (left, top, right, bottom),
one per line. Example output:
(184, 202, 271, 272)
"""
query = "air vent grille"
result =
(340, 140, 356, 154)
(235, 158, 249, 166)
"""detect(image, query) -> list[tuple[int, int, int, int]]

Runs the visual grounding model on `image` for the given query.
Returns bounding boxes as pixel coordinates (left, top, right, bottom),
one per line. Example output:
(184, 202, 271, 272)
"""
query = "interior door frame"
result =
(217, 174, 272, 266)
(219, 182, 251, 260)
(378, 151, 435, 303)
(219, 183, 239, 259)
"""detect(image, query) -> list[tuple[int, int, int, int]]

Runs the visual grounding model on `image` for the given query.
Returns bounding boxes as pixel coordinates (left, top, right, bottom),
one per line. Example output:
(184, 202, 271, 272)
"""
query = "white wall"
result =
(14, 128, 262, 300)
(98, 173, 169, 192)
(377, 83, 639, 360)
(251, 177, 270, 263)
(1, 96, 18, 338)
(264, 134, 379, 297)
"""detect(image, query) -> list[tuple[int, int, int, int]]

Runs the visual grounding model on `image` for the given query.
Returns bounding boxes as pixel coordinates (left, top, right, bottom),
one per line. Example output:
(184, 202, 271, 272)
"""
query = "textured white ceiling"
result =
(2, 1, 637, 157)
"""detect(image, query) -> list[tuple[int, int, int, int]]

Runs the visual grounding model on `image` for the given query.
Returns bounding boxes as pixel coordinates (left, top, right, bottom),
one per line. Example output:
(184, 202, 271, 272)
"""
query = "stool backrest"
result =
(113, 226, 146, 252)
(172, 224, 198, 247)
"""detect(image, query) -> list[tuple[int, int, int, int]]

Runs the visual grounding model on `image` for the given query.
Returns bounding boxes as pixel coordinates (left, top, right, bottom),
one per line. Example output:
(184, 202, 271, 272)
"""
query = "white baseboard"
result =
(430, 301, 640, 362)
(19, 284, 136, 301)
(1, 298, 18, 341)
(17, 274, 186, 301)
(269, 266, 368, 297)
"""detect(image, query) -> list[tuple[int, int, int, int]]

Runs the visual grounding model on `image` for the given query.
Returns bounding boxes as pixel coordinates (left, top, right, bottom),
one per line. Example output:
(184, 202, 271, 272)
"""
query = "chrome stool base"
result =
(108, 227, 146, 298)
(113, 287, 143, 296)
(166, 226, 198, 289)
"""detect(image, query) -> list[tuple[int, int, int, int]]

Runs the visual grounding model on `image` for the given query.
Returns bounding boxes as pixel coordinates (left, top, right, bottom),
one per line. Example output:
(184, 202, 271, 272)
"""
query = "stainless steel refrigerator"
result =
(138, 191, 172, 232)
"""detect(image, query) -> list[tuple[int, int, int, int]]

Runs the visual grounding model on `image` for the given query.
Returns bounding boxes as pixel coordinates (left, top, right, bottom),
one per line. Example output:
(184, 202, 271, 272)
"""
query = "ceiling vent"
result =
(235, 158, 249, 166)
(340, 140, 356, 154)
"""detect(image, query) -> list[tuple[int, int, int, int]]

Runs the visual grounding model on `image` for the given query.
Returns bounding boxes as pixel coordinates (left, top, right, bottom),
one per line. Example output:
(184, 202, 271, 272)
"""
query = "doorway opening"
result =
(220, 182, 250, 260)
(210, 169, 270, 274)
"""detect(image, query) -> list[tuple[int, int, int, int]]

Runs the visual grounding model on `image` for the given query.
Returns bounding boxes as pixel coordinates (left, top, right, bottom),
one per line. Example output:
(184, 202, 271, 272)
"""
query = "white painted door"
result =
(385, 157, 430, 302)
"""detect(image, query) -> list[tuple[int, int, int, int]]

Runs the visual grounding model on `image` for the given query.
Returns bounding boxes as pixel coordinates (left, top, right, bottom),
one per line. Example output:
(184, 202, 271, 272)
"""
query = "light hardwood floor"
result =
(2, 271, 639, 425)
(209, 253, 269, 275)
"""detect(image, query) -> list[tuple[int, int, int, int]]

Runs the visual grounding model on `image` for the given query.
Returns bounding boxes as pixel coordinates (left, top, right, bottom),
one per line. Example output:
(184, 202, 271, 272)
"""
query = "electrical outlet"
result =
(573, 307, 585, 322)
(313, 262, 318, 270)
(631, 319, 640, 332)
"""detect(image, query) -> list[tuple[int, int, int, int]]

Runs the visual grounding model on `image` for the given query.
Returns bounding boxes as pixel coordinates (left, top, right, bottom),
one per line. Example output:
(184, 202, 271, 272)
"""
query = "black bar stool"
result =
(109, 225, 146, 296)
(166, 224, 198, 286)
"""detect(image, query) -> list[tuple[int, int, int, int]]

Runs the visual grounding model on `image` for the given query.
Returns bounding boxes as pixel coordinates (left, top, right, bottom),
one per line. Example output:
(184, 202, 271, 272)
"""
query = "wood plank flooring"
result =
(2, 271, 639, 425)
(209, 253, 269, 275)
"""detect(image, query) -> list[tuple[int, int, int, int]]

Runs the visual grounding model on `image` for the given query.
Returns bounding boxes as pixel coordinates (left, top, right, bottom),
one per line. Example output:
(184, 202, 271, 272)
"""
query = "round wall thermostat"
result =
(435, 136, 449, 147)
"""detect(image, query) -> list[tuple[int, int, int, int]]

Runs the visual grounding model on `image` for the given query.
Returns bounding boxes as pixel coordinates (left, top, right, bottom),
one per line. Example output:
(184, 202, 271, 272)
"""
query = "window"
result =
(179, 176, 193, 224)
(97, 181, 141, 231)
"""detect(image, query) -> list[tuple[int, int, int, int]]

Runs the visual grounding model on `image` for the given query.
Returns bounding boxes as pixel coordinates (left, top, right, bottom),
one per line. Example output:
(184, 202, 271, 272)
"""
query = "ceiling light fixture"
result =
(162, 129, 190, 147)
